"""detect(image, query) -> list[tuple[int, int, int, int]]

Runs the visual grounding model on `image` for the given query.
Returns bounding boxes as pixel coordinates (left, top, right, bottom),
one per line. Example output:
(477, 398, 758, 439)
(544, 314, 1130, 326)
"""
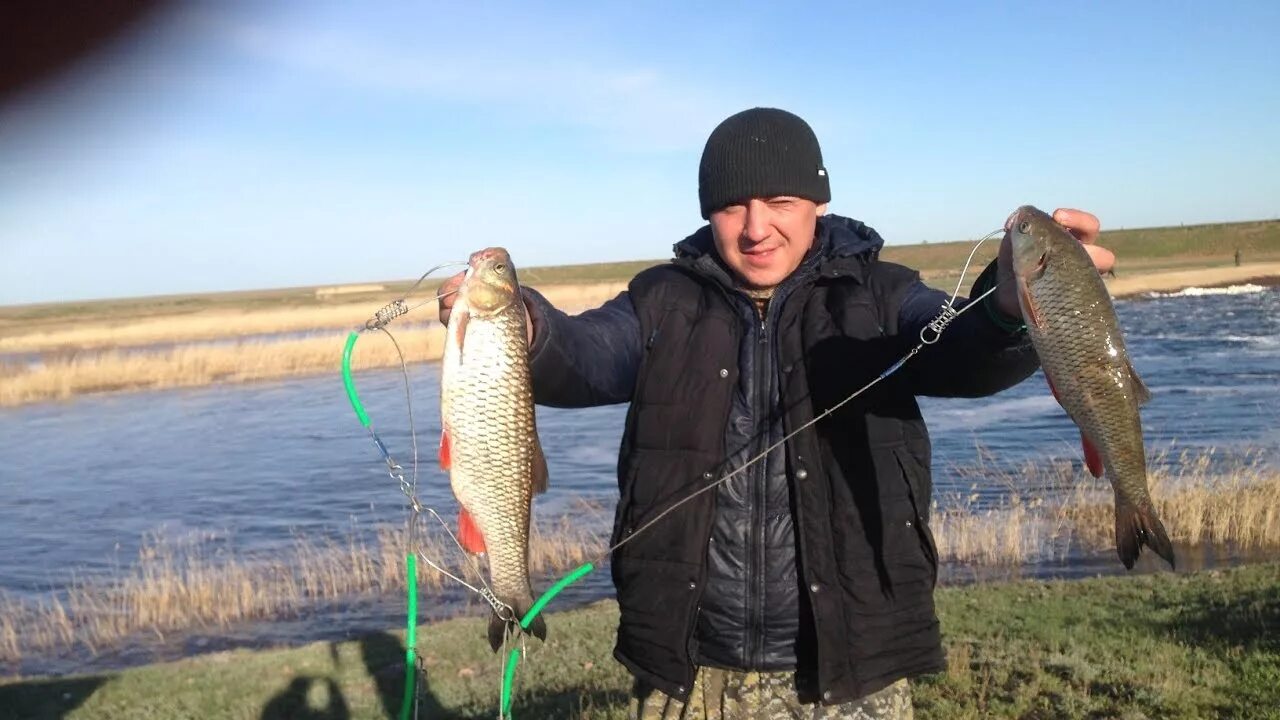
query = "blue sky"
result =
(2, 1, 1277, 305)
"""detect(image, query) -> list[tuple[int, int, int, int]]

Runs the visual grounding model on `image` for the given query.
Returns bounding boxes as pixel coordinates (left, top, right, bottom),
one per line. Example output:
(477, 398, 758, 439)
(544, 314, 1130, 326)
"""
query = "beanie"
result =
(697, 107, 831, 219)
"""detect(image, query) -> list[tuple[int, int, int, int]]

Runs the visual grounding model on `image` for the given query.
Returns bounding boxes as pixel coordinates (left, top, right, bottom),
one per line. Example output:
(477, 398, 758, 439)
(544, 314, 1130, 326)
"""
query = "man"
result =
(439, 107, 1114, 719)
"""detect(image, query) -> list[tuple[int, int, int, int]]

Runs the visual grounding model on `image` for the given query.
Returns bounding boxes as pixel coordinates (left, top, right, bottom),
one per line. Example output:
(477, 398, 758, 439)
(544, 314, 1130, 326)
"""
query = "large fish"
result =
(439, 247, 549, 650)
(1008, 206, 1175, 570)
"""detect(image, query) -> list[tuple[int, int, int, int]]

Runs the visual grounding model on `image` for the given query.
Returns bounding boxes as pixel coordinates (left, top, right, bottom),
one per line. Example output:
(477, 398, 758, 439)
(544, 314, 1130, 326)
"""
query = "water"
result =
(1, 284, 1277, 675)
(920, 284, 1280, 476)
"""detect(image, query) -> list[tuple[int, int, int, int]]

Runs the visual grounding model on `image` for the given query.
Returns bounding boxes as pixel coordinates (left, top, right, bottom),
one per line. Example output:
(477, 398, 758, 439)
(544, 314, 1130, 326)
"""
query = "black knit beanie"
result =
(698, 107, 830, 219)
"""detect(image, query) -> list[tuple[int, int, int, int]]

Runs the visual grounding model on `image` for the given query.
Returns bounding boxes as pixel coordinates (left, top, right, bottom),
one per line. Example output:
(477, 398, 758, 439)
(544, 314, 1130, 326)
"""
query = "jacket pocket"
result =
(893, 446, 939, 588)
(611, 555, 702, 679)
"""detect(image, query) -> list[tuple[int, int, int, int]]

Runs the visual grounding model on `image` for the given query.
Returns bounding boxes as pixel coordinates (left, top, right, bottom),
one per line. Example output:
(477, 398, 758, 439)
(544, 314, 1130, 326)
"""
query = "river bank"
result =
(2, 449, 1276, 679)
(2, 263, 1278, 408)
(2, 561, 1275, 719)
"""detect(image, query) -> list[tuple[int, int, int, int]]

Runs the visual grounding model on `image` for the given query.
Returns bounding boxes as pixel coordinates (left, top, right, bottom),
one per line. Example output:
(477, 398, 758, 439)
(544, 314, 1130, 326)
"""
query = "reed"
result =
(0, 328, 446, 407)
(0, 507, 611, 665)
(932, 448, 1280, 566)
(2, 452, 1277, 666)
(0, 283, 628, 354)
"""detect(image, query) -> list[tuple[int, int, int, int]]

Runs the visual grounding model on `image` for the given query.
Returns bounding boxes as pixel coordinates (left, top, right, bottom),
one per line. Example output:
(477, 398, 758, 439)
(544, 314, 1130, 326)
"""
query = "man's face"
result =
(709, 196, 826, 290)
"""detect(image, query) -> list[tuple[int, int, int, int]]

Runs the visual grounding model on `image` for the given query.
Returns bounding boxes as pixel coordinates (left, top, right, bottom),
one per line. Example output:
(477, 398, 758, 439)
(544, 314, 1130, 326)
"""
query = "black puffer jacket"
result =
(524, 214, 1040, 703)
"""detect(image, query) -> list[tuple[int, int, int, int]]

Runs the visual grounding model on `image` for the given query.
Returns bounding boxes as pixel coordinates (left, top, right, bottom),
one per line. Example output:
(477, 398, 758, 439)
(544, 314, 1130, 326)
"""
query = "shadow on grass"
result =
(479, 688, 631, 720)
(358, 631, 448, 719)
(1157, 578, 1280, 716)
(260, 676, 349, 720)
(1161, 581, 1280, 652)
(0, 675, 110, 719)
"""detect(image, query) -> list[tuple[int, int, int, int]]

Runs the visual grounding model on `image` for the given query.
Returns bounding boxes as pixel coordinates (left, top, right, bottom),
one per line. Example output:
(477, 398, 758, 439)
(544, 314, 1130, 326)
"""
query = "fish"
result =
(439, 247, 549, 651)
(1008, 205, 1175, 570)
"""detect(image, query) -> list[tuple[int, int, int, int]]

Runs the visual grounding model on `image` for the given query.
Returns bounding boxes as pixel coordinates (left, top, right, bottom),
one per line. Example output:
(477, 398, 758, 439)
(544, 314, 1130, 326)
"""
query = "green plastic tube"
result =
(342, 331, 371, 427)
(521, 562, 594, 629)
(400, 552, 418, 720)
(501, 648, 520, 717)
(499, 562, 597, 718)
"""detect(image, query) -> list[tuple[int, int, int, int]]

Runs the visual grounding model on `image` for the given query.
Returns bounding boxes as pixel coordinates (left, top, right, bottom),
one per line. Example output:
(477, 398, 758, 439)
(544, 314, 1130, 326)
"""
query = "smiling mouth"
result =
(741, 248, 777, 266)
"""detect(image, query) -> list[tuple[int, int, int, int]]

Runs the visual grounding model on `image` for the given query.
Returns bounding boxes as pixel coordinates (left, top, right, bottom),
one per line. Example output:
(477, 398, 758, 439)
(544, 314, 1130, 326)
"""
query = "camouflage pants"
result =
(629, 668, 914, 720)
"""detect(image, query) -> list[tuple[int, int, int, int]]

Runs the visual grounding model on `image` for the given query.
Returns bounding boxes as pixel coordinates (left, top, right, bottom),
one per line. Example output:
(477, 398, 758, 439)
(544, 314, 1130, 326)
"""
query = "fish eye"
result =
(1018, 220, 1031, 234)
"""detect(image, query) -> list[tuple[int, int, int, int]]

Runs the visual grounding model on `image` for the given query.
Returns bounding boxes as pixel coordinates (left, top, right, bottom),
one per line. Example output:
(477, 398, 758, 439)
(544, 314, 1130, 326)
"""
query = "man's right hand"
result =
(436, 271, 466, 326)
(436, 270, 536, 347)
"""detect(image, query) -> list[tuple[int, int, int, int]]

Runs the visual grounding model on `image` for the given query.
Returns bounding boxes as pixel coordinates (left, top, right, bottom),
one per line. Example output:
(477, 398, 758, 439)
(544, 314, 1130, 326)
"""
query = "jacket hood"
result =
(671, 213, 886, 284)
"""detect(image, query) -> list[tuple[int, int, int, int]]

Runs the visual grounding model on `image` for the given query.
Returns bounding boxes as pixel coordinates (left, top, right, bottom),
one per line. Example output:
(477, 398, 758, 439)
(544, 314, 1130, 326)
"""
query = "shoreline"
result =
(1, 264, 1276, 409)
(1101, 261, 1280, 298)
(3, 562, 1277, 718)
(4, 452, 1277, 677)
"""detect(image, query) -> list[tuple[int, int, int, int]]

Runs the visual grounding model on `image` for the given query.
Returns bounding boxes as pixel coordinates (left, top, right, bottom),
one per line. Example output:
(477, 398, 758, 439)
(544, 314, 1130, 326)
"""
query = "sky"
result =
(1, 1, 1278, 306)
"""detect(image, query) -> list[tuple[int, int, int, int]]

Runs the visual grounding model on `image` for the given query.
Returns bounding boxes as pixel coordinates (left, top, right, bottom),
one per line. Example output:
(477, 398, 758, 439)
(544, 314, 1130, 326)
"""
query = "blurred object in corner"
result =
(0, 0, 177, 104)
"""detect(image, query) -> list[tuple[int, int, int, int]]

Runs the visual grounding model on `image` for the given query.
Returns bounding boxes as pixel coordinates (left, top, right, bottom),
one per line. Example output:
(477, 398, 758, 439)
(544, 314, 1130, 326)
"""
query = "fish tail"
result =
(487, 594, 548, 652)
(1115, 502, 1176, 571)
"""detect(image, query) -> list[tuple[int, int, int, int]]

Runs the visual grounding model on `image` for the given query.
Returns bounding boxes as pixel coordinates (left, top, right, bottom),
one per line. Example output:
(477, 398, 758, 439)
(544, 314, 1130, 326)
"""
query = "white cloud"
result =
(211, 12, 737, 153)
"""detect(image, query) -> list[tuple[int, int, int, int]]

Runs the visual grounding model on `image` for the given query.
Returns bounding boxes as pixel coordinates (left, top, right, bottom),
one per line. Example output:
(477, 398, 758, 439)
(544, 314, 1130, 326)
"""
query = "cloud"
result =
(212, 10, 735, 153)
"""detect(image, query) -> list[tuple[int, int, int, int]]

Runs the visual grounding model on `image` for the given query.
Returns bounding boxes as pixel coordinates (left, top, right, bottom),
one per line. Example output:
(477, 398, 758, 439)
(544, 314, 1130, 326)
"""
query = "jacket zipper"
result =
(747, 303, 770, 668)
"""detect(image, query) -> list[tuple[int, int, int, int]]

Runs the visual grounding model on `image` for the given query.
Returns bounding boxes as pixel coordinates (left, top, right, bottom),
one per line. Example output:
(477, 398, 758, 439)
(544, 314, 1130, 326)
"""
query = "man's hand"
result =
(435, 270, 536, 346)
(436, 271, 465, 326)
(994, 208, 1115, 318)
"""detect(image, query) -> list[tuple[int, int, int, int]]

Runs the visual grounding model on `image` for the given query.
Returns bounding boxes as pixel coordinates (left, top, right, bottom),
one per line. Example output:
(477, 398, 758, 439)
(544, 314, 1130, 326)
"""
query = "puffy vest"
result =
(609, 220, 947, 704)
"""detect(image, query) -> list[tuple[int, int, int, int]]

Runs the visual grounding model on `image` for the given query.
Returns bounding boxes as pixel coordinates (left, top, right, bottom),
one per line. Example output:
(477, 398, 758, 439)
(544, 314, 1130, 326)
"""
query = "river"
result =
(1, 283, 1277, 676)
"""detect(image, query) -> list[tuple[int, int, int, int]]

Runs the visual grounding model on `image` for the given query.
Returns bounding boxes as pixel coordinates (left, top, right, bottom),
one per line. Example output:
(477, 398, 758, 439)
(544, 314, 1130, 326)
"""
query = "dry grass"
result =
(0, 328, 446, 406)
(933, 448, 1280, 566)
(0, 282, 630, 407)
(2, 451, 1276, 666)
(0, 303, 382, 353)
(0, 505, 610, 664)
(0, 283, 627, 354)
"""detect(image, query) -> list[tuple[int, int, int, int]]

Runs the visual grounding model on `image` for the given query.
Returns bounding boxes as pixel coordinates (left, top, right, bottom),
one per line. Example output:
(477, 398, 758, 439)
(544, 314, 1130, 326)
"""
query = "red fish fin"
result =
(1018, 277, 1043, 329)
(438, 430, 451, 470)
(1045, 375, 1062, 404)
(531, 441, 549, 494)
(1081, 432, 1104, 478)
(457, 508, 486, 554)
(1125, 359, 1152, 406)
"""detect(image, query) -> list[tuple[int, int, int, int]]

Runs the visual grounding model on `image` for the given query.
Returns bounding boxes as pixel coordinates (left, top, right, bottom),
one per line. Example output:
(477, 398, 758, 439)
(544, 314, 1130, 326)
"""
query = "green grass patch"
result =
(2, 563, 1276, 719)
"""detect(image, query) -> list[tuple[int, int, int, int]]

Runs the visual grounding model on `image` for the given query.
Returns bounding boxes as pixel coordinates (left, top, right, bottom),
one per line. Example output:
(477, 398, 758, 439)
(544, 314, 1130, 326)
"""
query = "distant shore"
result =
(1, 264, 1277, 408)
(1103, 261, 1280, 297)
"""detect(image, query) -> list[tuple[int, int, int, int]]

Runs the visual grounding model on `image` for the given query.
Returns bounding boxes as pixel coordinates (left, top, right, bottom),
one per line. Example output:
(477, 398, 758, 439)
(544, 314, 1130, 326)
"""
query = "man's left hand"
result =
(994, 207, 1115, 318)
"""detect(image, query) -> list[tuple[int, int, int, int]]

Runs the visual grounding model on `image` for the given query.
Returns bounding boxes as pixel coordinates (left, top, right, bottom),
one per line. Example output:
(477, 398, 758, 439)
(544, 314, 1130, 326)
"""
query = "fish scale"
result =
(440, 248, 548, 651)
(1010, 206, 1175, 570)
